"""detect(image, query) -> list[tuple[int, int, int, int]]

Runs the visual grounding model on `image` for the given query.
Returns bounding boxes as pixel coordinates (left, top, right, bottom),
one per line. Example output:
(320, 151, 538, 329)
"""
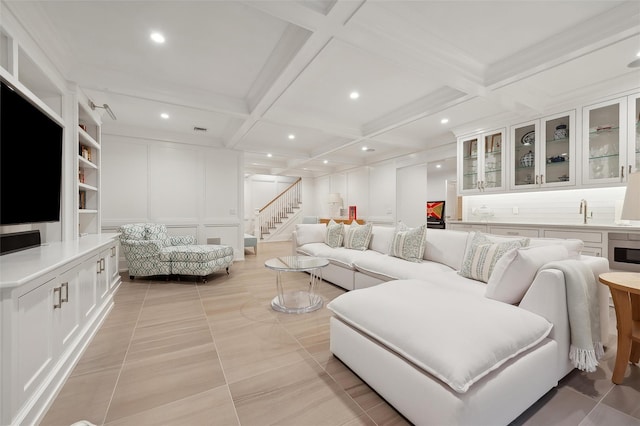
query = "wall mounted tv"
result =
(1, 80, 63, 225)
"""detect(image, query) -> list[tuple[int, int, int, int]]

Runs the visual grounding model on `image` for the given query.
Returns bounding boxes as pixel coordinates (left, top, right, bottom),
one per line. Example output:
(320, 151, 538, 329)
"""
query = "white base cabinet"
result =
(0, 235, 120, 425)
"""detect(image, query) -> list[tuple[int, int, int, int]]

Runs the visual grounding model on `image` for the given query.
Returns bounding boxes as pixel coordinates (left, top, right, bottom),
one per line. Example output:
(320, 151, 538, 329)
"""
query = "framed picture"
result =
(348, 205, 357, 221)
(469, 139, 477, 157)
(426, 201, 445, 222)
(491, 134, 501, 151)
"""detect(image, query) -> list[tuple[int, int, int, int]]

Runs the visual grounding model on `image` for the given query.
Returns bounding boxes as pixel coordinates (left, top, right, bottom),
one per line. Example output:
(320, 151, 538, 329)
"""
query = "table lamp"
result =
(328, 193, 342, 218)
(621, 172, 640, 221)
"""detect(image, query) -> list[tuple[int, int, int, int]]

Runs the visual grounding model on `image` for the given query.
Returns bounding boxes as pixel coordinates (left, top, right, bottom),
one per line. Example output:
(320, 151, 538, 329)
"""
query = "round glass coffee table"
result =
(265, 256, 329, 313)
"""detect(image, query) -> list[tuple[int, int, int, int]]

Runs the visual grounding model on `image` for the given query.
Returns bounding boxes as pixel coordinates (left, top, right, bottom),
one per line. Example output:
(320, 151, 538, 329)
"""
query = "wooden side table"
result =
(598, 272, 640, 384)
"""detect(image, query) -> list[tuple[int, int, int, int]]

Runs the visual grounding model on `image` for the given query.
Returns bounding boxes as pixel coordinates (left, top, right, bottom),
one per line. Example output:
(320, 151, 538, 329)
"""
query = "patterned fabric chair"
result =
(118, 223, 233, 281)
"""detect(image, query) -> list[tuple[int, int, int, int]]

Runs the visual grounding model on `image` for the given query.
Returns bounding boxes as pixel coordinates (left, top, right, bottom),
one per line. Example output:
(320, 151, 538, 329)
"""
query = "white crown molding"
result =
(485, 1, 640, 88)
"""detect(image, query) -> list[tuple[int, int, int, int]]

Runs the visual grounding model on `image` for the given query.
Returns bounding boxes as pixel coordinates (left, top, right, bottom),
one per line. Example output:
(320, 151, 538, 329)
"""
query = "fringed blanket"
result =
(543, 260, 604, 372)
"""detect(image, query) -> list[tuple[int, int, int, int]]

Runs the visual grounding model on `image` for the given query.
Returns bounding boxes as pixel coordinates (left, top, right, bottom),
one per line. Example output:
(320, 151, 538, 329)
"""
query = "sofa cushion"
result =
(295, 224, 327, 246)
(325, 220, 344, 248)
(297, 244, 367, 270)
(485, 245, 570, 304)
(344, 222, 373, 250)
(369, 226, 396, 254)
(459, 233, 528, 282)
(327, 279, 552, 394)
(146, 223, 170, 246)
(354, 252, 453, 280)
(390, 223, 427, 262)
(528, 238, 583, 259)
(424, 228, 470, 270)
(159, 245, 234, 262)
(119, 223, 147, 240)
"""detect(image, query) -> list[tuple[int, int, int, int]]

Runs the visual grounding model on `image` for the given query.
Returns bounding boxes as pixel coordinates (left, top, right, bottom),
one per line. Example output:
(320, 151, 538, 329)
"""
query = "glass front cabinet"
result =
(582, 93, 639, 185)
(458, 128, 505, 194)
(510, 111, 575, 190)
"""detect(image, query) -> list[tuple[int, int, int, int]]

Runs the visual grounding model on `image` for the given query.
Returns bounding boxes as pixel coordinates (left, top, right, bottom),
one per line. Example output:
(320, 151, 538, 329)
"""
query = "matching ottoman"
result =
(160, 245, 234, 282)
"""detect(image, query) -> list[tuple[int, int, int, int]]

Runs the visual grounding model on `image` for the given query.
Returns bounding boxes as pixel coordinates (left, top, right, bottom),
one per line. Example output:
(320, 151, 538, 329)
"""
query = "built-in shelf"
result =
(78, 183, 97, 192)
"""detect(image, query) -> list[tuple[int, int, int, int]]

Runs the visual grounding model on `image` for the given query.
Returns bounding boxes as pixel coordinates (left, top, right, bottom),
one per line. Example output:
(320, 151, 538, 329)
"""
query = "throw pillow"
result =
(390, 223, 427, 262)
(459, 233, 529, 283)
(344, 222, 373, 251)
(485, 245, 570, 304)
(325, 220, 344, 248)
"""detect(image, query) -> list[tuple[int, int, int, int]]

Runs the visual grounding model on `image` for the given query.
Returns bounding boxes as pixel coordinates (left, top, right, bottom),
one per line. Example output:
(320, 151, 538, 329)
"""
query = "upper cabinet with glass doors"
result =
(510, 111, 575, 190)
(583, 93, 639, 185)
(458, 128, 505, 194)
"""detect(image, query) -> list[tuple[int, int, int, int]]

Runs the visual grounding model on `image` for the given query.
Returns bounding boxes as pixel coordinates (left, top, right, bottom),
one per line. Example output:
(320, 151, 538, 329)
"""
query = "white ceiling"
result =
(4, 0, 640, 177)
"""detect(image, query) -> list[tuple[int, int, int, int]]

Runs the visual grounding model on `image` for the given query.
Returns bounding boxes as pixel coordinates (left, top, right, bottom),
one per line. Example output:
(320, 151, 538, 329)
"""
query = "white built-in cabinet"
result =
(0, 236, 120, 425)
(582, 92, 639, 186)
(457, 128, 506, 194)
(510, 111, 576, 190)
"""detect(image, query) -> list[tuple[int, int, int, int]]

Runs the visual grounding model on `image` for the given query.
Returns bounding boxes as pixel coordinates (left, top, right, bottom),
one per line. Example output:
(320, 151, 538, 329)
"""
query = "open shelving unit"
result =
(77, 97, 102, 236)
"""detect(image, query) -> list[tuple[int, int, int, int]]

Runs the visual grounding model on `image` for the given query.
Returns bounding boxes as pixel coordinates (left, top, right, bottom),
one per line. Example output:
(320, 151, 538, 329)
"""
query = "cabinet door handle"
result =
(97, 260, 102, 274)
(621, 165, 625, 181)
(535, 175, 539, 185)
(111, 246, 116, 257)
(630, 165, 633, 175)
(61, 282, 69, 303)
(101, 258, 105, 272)
(540, 174, 544, 184)
(53, 287, 62, 309)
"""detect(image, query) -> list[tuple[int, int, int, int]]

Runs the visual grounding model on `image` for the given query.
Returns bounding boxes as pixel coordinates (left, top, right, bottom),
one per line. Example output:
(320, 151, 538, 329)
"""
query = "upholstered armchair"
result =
(118, 223, 196, 279)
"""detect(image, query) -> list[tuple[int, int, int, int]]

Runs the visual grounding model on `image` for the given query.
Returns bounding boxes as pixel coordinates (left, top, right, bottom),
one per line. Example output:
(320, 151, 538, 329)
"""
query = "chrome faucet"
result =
(579, 199, 588, 224)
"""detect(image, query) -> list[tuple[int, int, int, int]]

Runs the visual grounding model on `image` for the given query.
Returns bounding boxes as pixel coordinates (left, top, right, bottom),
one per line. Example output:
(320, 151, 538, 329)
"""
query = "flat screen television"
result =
(1, 80, 63, 225)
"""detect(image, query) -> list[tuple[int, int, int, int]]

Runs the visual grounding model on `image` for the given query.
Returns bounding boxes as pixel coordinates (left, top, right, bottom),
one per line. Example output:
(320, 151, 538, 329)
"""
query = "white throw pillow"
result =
(459, 233, 529, 282)
(390, 223, 427, 262)
(324, 220, 344, 248)
(295, 224, 328, 246)
(369, 226, 396, 254)
(486, 245, 570, 304)
(344, 222, 373, 251)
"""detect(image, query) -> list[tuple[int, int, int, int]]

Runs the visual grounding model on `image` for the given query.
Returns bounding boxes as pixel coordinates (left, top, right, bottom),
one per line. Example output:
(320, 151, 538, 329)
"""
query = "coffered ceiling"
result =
(4, 0, 640, 177)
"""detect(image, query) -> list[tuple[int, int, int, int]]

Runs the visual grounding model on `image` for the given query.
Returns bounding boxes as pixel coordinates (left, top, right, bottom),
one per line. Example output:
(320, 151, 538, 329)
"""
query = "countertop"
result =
(0, 233, 119, 289)
(447, 221, 640, 232)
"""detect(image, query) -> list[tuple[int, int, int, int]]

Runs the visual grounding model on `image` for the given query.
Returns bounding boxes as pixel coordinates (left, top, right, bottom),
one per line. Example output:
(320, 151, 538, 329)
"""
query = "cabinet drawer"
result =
(543, 230, 603, 243)
(582, 246, 602, 257)
(488, 227, 540, 238)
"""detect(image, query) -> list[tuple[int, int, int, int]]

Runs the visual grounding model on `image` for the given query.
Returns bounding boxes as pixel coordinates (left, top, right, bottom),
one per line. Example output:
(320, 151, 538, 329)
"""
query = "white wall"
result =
(397, 164, 427, 228)
(101, 134, 245, 258)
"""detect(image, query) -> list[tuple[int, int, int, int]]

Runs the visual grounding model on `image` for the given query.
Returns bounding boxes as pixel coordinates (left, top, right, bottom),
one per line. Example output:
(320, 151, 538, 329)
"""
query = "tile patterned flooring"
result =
(42, 241, 640, 426)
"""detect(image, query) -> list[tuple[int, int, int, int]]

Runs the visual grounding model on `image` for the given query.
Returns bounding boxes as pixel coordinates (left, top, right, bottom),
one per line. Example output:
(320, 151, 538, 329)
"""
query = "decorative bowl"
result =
(520, 150, 534, 167)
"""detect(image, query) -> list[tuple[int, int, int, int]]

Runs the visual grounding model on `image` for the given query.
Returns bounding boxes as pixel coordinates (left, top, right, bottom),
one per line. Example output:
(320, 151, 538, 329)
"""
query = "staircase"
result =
(256, 178, 302, 240)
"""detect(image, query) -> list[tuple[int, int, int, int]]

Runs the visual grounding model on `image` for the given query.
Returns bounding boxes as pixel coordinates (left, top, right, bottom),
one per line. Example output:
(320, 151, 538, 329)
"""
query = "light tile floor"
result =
(42, 241, 640, 426)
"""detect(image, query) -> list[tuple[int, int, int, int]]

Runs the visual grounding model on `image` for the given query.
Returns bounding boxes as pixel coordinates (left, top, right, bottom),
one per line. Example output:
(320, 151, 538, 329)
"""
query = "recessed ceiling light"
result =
(436, 164, 442, 168)
(361, 146, 368, 151)
(150, 32, 165, 44)
(440, 118, 449, 124)
(160, 113, 169, 119)
(288, 134, 295, 140)
(323, 160, 328, 164)
(267, 153, 272, 158)
(350, 91, 360, 100)
(636, 51, 640, 57)
(361, 146, 375, 152)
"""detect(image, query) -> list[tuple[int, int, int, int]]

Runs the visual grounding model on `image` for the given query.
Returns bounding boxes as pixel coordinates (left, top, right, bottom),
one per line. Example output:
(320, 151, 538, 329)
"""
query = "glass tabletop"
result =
(264, 256, 329, 272)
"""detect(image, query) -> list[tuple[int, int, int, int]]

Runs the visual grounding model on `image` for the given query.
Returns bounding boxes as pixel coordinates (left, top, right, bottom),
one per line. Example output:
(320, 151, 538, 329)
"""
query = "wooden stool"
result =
(598, 272, 640, 384)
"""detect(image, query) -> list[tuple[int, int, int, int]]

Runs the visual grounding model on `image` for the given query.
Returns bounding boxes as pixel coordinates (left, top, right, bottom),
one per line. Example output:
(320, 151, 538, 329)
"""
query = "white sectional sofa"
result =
(292, 223, 611, 425)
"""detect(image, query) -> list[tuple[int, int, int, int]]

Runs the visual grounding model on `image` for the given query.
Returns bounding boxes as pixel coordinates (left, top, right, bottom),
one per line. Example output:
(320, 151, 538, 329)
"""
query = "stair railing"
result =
(257, 178, 302, 239)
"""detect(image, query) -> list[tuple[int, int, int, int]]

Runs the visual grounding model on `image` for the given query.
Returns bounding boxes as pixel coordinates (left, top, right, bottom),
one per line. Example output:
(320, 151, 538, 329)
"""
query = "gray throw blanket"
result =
(543, 260, 604, 372)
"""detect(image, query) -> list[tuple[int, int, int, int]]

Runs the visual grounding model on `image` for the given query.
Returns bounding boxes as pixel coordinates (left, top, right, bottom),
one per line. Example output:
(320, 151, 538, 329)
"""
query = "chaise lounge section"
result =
(119, 223, 234, 282)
